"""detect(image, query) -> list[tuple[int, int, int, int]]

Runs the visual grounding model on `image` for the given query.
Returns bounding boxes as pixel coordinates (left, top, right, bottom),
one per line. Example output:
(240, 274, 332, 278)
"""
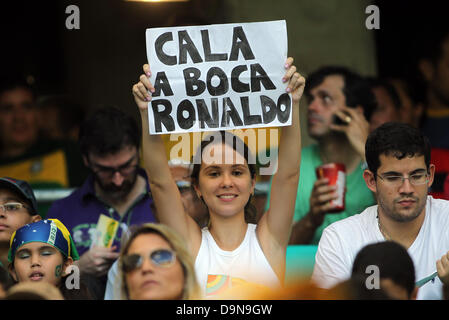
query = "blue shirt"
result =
(46, 168, 156, 256)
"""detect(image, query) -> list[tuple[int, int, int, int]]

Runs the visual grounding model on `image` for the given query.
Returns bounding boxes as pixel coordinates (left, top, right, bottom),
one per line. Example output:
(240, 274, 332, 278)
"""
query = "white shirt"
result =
(194, 223, 281, 297)
(312, 196, 449, 300)
(104, 260, 120, 300)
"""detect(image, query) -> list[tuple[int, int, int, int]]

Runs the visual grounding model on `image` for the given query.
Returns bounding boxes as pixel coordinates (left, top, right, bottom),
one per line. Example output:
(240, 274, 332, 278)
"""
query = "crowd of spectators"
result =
(1, 22, 449, 302)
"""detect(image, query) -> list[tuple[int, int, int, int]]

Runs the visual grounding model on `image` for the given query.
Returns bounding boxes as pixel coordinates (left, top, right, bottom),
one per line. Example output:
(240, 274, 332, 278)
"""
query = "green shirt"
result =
(0, 139, 89, 218)
(265, 144, 375, 244)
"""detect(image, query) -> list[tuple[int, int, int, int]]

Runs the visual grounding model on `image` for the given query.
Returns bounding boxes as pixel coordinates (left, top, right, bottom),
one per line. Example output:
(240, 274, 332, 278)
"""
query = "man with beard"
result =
(46, 107, 156, 299)
(265, 66, 376, 244)
(312, 122, 449, 300)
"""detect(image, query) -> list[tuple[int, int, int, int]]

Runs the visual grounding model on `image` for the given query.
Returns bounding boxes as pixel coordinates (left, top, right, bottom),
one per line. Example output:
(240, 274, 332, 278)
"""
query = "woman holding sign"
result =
(133, 57, 305, 297)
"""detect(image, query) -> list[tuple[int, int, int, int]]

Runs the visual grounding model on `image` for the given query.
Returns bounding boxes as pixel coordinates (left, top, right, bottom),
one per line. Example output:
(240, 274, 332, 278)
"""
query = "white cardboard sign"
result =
(145, 20, 290, 134)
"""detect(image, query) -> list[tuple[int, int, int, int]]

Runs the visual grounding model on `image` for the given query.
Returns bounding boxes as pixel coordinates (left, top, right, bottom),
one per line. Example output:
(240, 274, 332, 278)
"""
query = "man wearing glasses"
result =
(46, 107, 156, 299)
(0, 177, 41, 268)
(312, 122, 449, 300)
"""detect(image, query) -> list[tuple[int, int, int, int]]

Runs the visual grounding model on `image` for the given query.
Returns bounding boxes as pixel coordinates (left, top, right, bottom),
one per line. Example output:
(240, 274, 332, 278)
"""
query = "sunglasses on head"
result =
(121, 249, 176, 272)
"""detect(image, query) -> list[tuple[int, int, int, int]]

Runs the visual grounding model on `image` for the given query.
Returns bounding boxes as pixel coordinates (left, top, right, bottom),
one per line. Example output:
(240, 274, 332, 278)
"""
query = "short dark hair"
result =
(0, 76, 36, 101)
(352, 241, 416, 298)
(330, 275, 391, 300)
(365, 122, 431, 175)
(79, 106, 140, 157)
(305, 66, 376, 121)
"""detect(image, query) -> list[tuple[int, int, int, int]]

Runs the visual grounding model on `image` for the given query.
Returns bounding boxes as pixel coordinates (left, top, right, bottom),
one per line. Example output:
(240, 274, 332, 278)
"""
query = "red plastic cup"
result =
(316, 163, 346, 213)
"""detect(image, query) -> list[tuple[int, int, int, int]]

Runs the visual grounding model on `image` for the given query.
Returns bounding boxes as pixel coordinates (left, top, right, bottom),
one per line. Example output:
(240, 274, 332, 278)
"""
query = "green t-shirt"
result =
(0, 139, 89, 218)
(0, 139, 88, 188)
(265, 144, 375, 244)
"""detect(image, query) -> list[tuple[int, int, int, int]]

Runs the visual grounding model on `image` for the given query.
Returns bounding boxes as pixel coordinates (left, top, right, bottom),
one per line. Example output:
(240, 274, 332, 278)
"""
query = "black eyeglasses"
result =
(90, 155, 138, 179)
(121, 249, 176, 273)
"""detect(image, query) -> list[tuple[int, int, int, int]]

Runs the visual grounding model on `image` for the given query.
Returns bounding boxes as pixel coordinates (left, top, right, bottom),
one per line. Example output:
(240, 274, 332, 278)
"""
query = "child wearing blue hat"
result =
(7, 219, 91, 299)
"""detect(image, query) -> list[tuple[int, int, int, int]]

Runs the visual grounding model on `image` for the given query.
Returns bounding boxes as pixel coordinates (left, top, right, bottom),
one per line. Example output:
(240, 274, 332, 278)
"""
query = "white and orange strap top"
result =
(194, 223, 281, 298)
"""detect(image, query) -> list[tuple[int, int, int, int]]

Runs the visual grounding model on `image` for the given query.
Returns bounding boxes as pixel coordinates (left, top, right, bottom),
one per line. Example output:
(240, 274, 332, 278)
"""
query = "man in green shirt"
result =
(0, 78, 88, 217)
(266, 66, 376, 244)
(0, 78, 88, 189)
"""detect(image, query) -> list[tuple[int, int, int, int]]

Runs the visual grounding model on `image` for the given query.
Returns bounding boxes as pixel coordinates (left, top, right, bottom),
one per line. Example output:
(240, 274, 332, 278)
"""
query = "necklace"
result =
(377, 214, 391, 241)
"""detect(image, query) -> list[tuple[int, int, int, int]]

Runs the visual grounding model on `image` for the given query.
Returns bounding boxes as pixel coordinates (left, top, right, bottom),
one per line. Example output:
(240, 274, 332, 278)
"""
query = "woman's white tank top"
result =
(194, 223, 281, 297)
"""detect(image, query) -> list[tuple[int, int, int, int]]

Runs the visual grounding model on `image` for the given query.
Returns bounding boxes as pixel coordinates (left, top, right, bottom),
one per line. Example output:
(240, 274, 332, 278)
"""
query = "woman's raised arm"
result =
(258, 57, 305, 249)
(132, 64, 202, 255)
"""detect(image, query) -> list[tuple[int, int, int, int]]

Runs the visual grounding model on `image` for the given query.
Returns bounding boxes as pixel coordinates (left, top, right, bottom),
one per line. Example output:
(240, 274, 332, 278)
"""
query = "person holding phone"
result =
(266, 66, 377, 245)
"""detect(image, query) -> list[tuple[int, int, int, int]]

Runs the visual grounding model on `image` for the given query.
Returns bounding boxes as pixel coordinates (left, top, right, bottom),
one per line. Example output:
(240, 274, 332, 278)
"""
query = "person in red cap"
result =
(0, 177, 41, 268)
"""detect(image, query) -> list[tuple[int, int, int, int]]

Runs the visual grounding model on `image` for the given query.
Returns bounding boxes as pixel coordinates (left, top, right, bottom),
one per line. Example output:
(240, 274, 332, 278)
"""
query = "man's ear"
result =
(418, 59, 434, 83)
(427, 164, 436, 188)
(363, 169, 377, 193)
(8, 264, 18, 282)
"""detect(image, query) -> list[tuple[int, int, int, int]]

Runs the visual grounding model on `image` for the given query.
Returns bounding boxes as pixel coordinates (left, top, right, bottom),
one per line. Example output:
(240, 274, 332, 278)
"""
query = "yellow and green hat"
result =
(8, 219, 79, 262)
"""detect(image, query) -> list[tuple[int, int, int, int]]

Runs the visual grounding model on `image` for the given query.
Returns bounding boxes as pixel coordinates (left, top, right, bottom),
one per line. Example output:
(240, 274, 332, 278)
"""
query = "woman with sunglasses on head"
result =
(132, 57, 305, 296)
(119, 223, 201, 300)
